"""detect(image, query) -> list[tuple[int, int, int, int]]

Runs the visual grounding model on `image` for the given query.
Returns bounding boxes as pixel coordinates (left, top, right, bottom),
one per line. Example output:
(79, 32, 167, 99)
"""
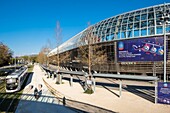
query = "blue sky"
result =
(0, 0, 169, 56)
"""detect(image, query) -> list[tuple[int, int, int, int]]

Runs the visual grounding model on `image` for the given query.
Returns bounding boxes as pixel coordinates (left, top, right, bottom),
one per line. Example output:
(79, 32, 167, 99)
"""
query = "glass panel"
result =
(134, 22, 139, 29)
(111, 27, 115, 33)
(148, 27, 155, 35)
(127, 30, 132, 37)
(124, 13, 129, 17)
(117, 32, 121, 39)
(166, 25, 170, 33)
(111, 34, 114, 40)
(141, 28, 147, 36)
(123, 18, 128, 24)
(102, 36, 106, 42)
(122, 25, 127, 31)
(135, 15, 140, 22)
(141, 14, 147, 20)
(112, 22, 116, 26)
(117, 26, 121, 31)
(134, 30, 139, 37)
(148, 13, 154, 19)
(156, 11, 162, 19)
(141, 21, 147, 28)
(106, 35, 109, 41)
(141, 9, 147, 13)
(128, 24, 133, 30)
(106, 28, 110, 33)
(136, 11, 141, 15)
(148, 20, 154, 26)
(108, 22, 112, 26)
(156, 26, 163, 34)
(129, 12, 135, 16)
(121, 32, 126, 38)
(118, 19, 122, 24)
(106, 34, 114, 41)
(148, 8, 153, 12)
(128, 17, 134, 23)
(156, 19, 162, 25)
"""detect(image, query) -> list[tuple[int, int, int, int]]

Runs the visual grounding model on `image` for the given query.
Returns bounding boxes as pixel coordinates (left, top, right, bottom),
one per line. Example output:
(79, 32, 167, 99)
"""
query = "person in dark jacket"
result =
(34, 87, 39, 100)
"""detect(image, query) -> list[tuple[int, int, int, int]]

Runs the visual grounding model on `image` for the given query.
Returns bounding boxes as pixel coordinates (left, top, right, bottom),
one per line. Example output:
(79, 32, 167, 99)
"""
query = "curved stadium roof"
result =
(48, 3, 170, 57)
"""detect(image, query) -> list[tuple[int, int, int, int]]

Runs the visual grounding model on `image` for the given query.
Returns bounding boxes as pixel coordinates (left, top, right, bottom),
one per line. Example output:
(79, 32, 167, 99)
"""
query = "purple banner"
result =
(117, 37, 166, 62)
(157, 82, 170, 105)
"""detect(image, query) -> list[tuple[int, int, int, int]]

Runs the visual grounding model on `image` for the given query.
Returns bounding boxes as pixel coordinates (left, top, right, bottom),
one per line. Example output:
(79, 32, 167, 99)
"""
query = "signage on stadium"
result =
(117, 37, 167, 62)
(157, 82, 170, 105)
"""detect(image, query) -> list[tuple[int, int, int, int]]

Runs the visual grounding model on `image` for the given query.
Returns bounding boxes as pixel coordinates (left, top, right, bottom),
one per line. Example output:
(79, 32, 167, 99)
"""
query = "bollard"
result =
(63, 96, 66, 106)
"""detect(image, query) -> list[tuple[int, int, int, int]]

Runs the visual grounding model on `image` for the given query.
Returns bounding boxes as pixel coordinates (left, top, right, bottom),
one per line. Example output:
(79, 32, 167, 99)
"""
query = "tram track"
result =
(0, 70, 33, 112)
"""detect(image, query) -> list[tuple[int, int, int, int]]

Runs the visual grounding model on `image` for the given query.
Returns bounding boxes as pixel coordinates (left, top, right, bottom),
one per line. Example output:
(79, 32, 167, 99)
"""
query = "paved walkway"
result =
(15, 64, 76, 113)
(42, 66, 170, 113)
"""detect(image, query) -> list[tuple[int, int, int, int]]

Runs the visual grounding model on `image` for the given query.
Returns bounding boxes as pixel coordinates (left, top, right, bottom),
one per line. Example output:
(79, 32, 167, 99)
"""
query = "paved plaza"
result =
(15, 64, 76, 113)
(16, 64, 170, 113)
(42, 66, 170, 113)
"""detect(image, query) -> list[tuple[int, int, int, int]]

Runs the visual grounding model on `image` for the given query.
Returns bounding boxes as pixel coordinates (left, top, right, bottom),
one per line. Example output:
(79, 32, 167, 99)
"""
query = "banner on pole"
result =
(157, 82, 170, 105)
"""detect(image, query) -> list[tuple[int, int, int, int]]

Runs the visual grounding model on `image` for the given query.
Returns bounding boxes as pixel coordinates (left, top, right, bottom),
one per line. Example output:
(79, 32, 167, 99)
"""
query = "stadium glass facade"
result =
(48, 3, 170, 80)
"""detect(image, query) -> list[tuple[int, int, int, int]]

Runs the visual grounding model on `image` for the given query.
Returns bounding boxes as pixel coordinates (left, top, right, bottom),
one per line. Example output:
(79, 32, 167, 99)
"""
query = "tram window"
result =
(6, 79, 16, 84)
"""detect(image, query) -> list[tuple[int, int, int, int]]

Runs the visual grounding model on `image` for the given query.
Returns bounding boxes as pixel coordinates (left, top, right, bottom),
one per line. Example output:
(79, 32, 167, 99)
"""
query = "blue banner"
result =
(117, 37, 167, 62)
(157, 82, 170, 105)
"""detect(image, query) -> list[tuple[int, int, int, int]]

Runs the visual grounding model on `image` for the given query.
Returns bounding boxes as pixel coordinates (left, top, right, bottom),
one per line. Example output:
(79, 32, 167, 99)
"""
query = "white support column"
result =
(48, 72, 50, 78)
(52, 73, 55, 80)
(155, 80, 158, 104)
(58, 74, 62, 84)
(55, 74, 58, 83)
(70, 75, 73, 87)
(119, 79, 122, 98)
(93, 77, 96, 92)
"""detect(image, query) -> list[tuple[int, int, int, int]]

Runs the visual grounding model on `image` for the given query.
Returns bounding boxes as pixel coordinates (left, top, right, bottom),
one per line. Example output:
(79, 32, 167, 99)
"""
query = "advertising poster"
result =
(157, 82, 170, 105)
(117, 37, 167, 62)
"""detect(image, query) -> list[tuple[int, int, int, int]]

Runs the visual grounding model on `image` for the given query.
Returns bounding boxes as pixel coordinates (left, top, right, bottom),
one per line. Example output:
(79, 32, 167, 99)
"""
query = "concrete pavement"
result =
(42, 66, 170, 113)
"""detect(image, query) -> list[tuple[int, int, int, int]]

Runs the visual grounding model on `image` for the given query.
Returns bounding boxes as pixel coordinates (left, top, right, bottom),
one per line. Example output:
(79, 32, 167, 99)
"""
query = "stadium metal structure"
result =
(48, 3, 170, 79)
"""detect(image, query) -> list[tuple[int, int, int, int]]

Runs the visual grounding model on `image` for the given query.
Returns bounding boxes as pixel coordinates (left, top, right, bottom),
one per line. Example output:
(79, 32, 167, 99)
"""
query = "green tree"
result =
(0, 42, 13, 66)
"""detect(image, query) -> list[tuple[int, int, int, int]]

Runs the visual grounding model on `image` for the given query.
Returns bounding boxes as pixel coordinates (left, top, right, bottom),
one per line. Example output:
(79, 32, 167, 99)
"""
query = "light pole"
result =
(160, 4, 170, 82)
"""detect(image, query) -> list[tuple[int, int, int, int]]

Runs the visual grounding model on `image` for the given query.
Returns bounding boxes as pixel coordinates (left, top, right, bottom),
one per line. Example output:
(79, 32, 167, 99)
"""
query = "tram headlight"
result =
(15, 83, 18, 85)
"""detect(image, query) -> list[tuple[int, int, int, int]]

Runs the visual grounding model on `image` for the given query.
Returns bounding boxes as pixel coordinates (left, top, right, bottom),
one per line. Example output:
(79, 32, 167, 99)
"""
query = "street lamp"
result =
(160, 4, 170, 82)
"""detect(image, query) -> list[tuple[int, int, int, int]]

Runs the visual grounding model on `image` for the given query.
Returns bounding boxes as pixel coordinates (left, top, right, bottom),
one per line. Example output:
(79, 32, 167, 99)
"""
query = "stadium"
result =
(48, 3, 170, 80)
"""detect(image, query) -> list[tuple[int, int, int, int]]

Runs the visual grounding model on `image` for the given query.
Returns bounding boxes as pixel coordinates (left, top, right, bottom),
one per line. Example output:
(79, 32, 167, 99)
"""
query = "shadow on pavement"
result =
(62, 76, 155, 103)
(65, 98, 116, 113)
(124, 85, 155, 103)
(44, 78, 116, 113)
(0, 93, 86, 113)
(97, 81, 155, 103)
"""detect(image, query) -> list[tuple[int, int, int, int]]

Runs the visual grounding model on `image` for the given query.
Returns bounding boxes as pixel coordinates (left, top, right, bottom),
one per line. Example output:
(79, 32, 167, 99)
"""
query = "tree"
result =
(0, 42, 13, 66)
(55, 21, 62, 70)
(37, 46, 50, 65)
(76, 24, 107, 92)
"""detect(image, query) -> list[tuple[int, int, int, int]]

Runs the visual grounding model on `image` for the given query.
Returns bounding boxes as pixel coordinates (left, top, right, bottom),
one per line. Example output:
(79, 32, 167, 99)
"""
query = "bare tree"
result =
(76, 24, 107, 92)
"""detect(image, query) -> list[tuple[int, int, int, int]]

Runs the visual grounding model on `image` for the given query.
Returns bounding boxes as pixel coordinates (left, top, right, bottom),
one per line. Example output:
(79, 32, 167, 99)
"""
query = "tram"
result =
(5, 66, 28, 93)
